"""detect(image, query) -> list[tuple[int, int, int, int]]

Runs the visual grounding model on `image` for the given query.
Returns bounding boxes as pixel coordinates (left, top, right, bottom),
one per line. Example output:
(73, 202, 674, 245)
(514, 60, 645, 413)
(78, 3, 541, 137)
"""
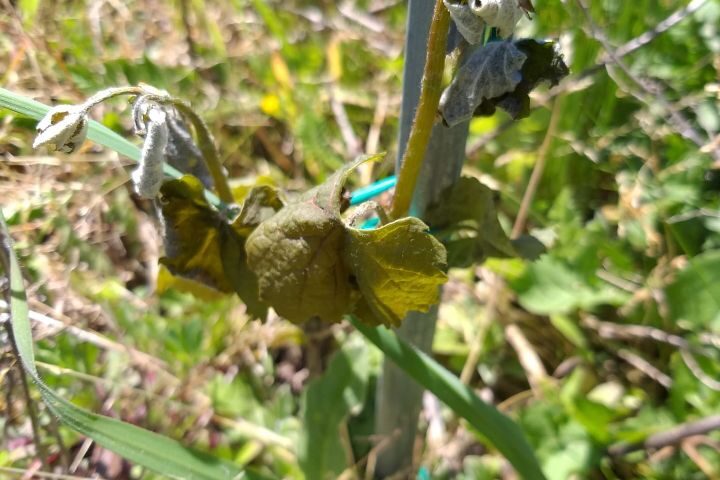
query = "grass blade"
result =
(351, 317, 546, 480)
(0, 209, 259, 480)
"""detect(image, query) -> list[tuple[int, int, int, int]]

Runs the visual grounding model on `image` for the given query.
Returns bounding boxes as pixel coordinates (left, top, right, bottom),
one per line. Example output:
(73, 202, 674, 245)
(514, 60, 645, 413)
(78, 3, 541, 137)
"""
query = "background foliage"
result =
(1, 0, 719, 478)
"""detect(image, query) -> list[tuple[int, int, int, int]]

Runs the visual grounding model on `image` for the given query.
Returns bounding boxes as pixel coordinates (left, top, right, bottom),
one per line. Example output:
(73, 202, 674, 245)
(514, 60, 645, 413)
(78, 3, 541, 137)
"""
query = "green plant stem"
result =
(390, 0, 450, 219)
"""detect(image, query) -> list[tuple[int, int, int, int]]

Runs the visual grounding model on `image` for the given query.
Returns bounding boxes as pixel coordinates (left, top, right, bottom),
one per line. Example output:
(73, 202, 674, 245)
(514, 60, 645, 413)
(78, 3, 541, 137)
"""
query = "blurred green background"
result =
(1, 0, 719, 478)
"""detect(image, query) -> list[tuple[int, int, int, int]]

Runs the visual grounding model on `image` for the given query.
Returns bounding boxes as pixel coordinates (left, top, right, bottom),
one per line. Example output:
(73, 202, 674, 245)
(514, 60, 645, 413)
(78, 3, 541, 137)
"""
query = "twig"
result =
(511, 99, 562, 237)
(609, 415, 720, 456)
(0, 300, 165, 369)
(390, 0, 450, 218)
(575, 0, 719, 161)
(254, 127, 295, 174)
(329, 87, 363, 159)
(680, 349, 720, 391)
(612, 0, 709, 60)
(681, 436, 720, 478)
(581, 315, 691, 351)
(505, 324, 549, 394)
(366, 90, 389, 156)
(616, 348, 672, 388)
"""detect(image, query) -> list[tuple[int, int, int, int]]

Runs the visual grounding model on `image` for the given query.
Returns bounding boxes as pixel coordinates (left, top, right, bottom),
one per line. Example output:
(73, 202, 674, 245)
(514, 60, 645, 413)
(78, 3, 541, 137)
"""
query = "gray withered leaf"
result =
(439, 40, 526, 127)
(473, 39, 569, 119)
(470, 0, 526, 38)
(425, 176, 516, 268)
(444, 0, 486, 45)
(164, 113, 214, 189)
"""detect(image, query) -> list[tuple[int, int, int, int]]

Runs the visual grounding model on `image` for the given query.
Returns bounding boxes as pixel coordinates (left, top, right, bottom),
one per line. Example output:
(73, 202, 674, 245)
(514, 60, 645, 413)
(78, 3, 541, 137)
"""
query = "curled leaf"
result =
(159, 175, 272, 318)
(165, 114, 214, 189)
(245, 153, 449, 327)
(475, 39, 569, 119)
(440, 39, 569, 125)
(440, 41, 526, 127)
(33, 105, 89, 153)
(444, 0, 486, 45)
(132, 106, 168, 198)
(244, 155, 379, 324)
(426, 176, 516, 268)
(345, 218, 447, 327)
(245, 201, 351, 323)
(470, 0, 526, 38)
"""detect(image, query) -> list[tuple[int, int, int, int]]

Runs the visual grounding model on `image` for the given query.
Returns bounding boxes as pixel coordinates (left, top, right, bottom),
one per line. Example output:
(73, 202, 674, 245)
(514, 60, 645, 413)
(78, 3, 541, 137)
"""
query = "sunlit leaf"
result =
(665, 250, 720, 329)
(345, 218, 447, 327)
(511, 255, 628, 315)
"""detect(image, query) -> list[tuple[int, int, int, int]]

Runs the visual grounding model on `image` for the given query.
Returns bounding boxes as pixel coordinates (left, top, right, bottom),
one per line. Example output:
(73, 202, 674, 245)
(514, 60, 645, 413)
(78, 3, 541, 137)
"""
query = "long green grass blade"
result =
(0, 209, 256, 480)
(350, 317, 546, 480)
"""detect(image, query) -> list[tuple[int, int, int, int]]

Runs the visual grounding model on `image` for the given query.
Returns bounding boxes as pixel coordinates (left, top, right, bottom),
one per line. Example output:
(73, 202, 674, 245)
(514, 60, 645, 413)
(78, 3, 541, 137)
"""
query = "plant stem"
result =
(81, 86, 145, 111)
(511, 98, 561, 238)
(390, 0, 450, 219)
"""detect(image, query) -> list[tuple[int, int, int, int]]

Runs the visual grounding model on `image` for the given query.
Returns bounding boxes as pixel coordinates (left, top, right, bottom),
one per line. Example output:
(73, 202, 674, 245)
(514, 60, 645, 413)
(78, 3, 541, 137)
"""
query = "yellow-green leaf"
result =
(345, 218, 447, 327)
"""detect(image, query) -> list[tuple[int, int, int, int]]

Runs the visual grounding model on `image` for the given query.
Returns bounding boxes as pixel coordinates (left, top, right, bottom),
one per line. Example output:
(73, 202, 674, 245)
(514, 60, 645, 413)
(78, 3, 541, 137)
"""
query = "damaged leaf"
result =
(426, 176, 516, 268)
(444, 0, 486, 45)
(345, 218, 447, 327)
(477, 39, 569, 119)
(244, 155, 379, 324)
(440, 39, 569, 125)
(439, 41, 526, 127)
(159, 175, 274, 318)
(245, 154, 449, 327)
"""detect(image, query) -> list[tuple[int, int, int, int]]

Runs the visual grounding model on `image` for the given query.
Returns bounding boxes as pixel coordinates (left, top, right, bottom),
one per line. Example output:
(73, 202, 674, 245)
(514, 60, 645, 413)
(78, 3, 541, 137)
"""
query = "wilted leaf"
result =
(426, 176, 516, 268)
(159, 175, 269, 318)
(444, 0, 486, 45)
(440, 41, 526, 127)
(244, 155, 380, 324)
(474, 39, 569, 120)
(345, 218, 447, 327)
(246, 154, 449, 327)
(665, 250, 720, 330)
(244, 199, 350, 323)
